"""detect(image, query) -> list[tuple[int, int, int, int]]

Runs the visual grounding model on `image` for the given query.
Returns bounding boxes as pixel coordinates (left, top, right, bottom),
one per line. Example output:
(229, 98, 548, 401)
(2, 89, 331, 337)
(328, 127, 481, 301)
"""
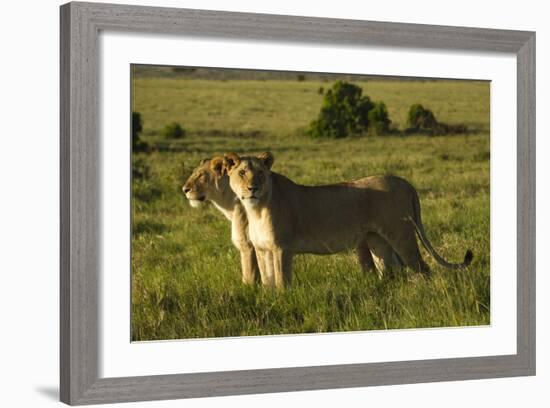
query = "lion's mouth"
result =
(188, 196, 206, 208)
(187, 195, 205, 202)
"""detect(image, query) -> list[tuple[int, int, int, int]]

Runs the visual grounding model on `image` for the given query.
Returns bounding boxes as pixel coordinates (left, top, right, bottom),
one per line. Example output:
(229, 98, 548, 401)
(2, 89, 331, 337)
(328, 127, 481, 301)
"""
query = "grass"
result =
(131, 71, 490, 341)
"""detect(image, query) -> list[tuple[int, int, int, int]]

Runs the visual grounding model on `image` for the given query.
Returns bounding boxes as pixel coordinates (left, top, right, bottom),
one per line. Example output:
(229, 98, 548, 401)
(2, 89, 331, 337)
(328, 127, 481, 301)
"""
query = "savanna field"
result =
(131, 68, 490, 341)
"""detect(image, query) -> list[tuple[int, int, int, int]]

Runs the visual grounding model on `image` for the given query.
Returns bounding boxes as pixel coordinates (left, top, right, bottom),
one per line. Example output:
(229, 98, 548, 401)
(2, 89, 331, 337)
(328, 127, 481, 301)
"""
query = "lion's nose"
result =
(183, 186, 191, 194)
(247, 186, 258, 193)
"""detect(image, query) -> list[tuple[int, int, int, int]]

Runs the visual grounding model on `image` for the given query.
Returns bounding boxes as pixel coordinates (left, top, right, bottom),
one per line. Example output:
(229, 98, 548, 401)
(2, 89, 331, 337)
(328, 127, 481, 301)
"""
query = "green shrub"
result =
(406, 104, 439, 132)
(161, 122, 186, 139)
(367, 102, 391, 134)
(405, 104, 468, 135)
(132, 112, 147, 151)
(308, 81, 375, 138)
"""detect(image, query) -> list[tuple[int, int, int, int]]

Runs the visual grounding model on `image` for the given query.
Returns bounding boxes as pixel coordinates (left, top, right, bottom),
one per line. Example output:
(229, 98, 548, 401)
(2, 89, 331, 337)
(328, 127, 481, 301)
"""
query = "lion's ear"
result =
(258, 151, 274, 170)
(223, 152, 241, 174)
(200, 157, 210, 166)
(210, 157, 225, 177)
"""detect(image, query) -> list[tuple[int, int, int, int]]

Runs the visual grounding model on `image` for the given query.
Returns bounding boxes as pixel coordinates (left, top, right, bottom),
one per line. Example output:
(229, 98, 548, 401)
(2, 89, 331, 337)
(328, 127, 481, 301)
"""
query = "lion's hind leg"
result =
(366, 232, 403, 279)
(356, 238, 377, 276)
(382, 225, 431, 277)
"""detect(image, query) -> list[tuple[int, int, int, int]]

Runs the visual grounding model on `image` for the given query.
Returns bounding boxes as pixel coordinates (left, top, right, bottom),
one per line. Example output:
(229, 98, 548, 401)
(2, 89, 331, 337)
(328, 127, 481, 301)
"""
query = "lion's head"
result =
(182, 157, 225, 208)
(224, 152, 274, 207)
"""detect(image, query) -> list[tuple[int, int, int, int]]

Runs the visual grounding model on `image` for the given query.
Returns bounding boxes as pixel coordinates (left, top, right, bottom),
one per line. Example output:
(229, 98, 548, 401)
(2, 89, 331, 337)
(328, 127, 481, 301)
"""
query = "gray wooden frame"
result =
(60, 1, 536, 405)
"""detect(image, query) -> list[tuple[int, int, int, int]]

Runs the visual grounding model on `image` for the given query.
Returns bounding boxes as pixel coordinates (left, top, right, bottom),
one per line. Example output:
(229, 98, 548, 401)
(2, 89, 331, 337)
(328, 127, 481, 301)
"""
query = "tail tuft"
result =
(464, 249, 474, 266)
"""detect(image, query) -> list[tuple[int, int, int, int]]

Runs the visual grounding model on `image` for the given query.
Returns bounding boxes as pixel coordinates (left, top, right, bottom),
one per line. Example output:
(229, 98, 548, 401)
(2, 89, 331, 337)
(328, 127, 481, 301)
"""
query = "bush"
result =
(367, 102, 391, 134)
(405, 104, 468, 136)
(309, 81, 375, 138)
(132, 112, 147, 151)
(406, 104, 438, 131)
(161, 122, 186, 139)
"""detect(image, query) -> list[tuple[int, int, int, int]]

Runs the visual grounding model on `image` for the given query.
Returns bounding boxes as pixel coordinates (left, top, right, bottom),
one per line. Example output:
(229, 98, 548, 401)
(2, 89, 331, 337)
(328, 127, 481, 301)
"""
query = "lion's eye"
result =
(239, 170, 246, 177)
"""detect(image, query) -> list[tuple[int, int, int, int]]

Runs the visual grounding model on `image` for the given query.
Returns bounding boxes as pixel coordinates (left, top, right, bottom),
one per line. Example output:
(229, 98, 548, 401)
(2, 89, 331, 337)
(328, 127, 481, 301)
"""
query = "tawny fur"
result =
(182, 157, 260, 284)
(224, 152, 473, 288)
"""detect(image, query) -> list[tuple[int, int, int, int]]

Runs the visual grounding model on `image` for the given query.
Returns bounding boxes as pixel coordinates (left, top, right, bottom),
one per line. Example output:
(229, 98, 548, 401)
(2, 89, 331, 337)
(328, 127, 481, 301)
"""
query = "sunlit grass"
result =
(131, 75, 490, 341)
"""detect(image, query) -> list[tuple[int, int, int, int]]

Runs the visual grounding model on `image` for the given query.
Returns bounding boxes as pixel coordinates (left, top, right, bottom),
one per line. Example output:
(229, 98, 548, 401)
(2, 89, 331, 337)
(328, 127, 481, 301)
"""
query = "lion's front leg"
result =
(239, 246, 260, 284)
(256, 249, 275, 287)
(273, 249, 293, 289)
(231, 208, 261, 284)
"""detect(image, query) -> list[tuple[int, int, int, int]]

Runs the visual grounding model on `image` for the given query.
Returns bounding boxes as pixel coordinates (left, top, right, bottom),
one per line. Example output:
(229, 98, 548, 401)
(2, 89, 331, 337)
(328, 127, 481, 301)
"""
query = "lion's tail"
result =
(408, 195, 473, 270)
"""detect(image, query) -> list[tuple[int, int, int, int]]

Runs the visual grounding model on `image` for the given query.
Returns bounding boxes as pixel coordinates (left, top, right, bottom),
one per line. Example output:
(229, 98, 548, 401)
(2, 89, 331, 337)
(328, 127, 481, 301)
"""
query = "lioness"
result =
(224, 151, 473, 288)
(182, 157, 260, 284)
(184, 158, 398, 284)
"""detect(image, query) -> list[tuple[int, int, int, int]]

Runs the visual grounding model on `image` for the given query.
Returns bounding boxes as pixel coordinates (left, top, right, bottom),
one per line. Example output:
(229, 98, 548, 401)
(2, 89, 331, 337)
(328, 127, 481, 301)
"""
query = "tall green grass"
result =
(131, 75, 490, 341)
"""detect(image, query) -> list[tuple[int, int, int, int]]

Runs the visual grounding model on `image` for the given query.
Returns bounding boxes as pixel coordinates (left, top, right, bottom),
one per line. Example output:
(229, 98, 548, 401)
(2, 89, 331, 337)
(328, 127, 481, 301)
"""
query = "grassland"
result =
(131, 72, 490, 341)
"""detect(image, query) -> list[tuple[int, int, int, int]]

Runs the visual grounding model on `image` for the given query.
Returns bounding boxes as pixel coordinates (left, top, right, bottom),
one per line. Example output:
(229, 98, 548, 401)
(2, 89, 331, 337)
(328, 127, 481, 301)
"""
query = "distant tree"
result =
(308, 81, 376, 138)
(406, 104, 468, 135)
(161, 122, 186, 139)
(406, 104, 439, 132)
(132, 112, 146, 151)
(368, 102, 391, 134)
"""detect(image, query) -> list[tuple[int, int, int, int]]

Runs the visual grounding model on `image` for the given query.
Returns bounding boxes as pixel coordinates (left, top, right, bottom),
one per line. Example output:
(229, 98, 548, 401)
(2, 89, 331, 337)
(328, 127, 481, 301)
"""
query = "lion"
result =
(182, 157, 260, 284)
(223, 151, 473, 288)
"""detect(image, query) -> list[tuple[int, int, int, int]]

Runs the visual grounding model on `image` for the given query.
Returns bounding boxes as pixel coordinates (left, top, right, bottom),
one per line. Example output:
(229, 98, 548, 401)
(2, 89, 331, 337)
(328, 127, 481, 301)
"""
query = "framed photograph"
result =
(60, 1, 535, 405)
